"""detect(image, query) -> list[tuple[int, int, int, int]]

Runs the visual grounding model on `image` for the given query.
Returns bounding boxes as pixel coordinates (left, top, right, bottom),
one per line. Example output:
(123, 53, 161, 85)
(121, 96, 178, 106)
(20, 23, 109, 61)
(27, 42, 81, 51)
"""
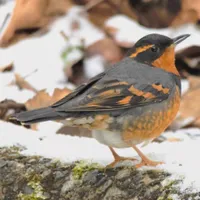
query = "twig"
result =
(0, 101, 25, 110)
(60, 30, 69, 41)
(85, 0, 106, 11)
(0, 13, 10, 34)
(85, 0, 123, 14)
(23, 69, 38, 79)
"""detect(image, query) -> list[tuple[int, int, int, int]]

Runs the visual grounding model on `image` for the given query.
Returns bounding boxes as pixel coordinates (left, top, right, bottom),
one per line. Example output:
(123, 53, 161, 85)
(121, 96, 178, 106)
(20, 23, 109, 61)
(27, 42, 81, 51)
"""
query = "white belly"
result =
(92, 130, 143, 148)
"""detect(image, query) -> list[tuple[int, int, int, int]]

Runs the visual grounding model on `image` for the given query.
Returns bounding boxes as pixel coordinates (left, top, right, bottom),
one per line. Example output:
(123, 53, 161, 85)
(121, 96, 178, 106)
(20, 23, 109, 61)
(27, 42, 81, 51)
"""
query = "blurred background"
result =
(0, 0, 200, 140)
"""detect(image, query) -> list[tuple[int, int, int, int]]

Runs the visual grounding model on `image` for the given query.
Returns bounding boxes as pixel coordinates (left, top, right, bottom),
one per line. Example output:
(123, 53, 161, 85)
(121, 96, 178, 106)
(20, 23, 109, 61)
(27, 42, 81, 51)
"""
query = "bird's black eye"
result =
(151, 46, 159, 52)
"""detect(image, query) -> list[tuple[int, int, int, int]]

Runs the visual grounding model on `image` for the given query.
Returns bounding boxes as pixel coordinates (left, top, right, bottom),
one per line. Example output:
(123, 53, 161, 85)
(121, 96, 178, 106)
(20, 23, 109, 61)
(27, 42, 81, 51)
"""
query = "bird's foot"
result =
(131, 145, 164, 168)
(106, 156, 137, 168)
(135, 157, 164, 168)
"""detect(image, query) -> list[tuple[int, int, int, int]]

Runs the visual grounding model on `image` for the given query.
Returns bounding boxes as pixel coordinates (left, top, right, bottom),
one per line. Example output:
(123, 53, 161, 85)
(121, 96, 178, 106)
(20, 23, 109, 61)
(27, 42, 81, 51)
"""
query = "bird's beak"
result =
(173, 34, 190, 46)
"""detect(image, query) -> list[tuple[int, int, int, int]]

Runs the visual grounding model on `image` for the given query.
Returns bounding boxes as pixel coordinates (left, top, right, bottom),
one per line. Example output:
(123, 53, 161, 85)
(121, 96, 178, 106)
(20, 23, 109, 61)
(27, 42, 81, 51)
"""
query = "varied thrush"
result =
(12, 33, 190, 168)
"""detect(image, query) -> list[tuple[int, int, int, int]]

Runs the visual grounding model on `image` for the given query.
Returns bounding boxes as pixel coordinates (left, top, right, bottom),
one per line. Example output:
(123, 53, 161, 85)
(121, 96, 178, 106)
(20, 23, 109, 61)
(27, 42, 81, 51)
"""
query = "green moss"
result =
(157, 197, 173, 200)
(72, 160, 103, 180)
(18, 181, 46, 200)
(157, 179, 181, 200)
(17, 174, 46, 200)
(9, 145, 23, 153)
(164, 179, 180, 190)
(50, 159, 63, 168)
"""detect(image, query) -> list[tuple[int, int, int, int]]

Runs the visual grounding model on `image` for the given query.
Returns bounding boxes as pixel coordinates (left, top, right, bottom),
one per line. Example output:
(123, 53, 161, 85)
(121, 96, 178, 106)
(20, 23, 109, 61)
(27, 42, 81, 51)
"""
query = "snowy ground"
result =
(0, 2, 200, 192)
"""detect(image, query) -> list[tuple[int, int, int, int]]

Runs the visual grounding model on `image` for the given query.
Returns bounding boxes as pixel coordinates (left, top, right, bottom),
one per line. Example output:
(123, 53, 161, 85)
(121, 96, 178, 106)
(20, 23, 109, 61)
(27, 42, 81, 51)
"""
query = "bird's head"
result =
(128, 33, 190, 76)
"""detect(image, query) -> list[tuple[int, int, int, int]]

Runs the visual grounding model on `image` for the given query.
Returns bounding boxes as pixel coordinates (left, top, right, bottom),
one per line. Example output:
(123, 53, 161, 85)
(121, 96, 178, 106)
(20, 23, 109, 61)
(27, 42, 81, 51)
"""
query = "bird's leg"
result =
(107, 147, 137, 167)
(132, 145, 164, 168)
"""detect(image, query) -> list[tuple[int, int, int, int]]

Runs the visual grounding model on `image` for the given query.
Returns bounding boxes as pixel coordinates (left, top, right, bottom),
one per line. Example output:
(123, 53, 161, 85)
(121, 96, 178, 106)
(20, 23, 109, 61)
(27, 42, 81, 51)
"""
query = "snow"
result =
(1, 120, 200, 191)
(83, 55, 105, 78)
(1, 2, 200, 193)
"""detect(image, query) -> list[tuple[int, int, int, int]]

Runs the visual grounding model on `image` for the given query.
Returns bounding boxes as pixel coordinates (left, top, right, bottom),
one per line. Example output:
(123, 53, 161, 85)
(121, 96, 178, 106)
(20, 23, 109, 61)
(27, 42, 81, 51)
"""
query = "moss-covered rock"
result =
(72, 160, 103, 179)
(0, 147, 199, 200)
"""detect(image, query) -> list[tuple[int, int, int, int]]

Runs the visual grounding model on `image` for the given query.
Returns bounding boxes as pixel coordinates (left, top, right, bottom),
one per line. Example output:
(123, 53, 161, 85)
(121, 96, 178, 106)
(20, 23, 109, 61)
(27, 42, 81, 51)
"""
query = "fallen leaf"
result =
(175, 46, 200, 78)
(25, 88, 71, 130)
(167, 137, 182, 142)
(129, 0, 181, 28)
(51, 88, 71, 104)
(0, 99, 30, 127)
(25, 88, 71, 110)
(177, 46, 200, 59)
(153, 135, 167, 143)
(57, 126, 92, 138)
(171, 76, 200, 129)
(104, 25, 135, 48)
(8, 73, 38, 93)
(0, 0, 73, 47)
(73, 0, 89, 5)
(85, 0, 180, 28)
(64, 59, 88, 86)
(188, 75, 200, 89)
(0, 63, 14, 73)
(193, 117, 200, 127)
(25, 90, 50, 110)
(84, 0, 137, 28)
(171, 0, 200, 27)
(86, 38, 123, 64)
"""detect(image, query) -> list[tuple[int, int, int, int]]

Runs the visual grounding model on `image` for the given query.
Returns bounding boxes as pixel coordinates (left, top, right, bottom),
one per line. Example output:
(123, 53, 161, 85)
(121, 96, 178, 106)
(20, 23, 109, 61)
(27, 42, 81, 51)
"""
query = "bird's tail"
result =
(11, 107, 63, 125)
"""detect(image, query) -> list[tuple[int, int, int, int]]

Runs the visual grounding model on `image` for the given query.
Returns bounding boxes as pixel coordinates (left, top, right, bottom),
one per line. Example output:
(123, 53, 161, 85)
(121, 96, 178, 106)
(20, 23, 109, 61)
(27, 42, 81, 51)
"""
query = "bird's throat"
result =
(152, 46, 180, 76)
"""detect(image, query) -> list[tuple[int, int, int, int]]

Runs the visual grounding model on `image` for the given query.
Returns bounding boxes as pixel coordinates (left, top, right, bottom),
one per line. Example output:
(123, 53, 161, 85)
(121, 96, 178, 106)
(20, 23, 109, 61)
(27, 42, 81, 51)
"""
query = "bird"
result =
(12, 33, 190, 168)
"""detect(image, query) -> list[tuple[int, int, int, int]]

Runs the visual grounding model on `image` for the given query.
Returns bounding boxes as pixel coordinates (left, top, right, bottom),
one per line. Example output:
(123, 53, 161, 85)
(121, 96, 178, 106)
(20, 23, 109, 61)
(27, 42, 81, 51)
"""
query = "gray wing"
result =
(52, 58, 176, 112)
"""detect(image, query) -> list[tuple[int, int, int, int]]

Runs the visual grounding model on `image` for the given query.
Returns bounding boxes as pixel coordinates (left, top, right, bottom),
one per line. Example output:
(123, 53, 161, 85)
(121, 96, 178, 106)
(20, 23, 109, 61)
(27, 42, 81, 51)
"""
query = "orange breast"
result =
(123, 86, 181, 142)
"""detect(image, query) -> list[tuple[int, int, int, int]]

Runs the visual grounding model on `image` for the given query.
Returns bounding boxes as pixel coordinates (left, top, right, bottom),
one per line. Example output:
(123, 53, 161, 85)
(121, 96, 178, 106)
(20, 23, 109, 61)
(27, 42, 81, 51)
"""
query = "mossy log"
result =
(0, 147, 199, 200)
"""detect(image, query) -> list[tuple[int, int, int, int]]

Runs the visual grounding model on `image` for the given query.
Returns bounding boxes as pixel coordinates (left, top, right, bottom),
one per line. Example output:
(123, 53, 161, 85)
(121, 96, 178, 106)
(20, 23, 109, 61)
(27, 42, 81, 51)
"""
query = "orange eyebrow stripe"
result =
(118, 96, 132, 105)
(128, 85, 155, 99)
(130, 45, 153, 58)
(152, 84, 169, 94)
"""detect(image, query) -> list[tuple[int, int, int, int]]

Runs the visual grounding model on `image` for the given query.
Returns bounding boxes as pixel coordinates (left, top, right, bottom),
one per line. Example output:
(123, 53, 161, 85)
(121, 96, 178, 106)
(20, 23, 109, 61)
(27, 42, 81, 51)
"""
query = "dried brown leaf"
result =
(0, 63, 14, 73)
(57, 126, 92, 138)
(25, 90, 50, 110)
(175, 46, 200, 78)
(167, 137, 182, 142)
(25, 88, 71, 110)
(86, 38, 123, 64)
(50, 88, 71, 104)
(0, 0, 73, 47)
(187, 75, 200, 89)
(129, 0, 181, 28)
(65, 59, 88, 85)
(86, 0, 137, 28)
(25, 88, 71, 130)
(86, 0, 180, 29)
(8, 73, 38, 93)
(171, 0, 200, 27)
(171, 76, 200, 129)
(0, 99, 30, 128)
